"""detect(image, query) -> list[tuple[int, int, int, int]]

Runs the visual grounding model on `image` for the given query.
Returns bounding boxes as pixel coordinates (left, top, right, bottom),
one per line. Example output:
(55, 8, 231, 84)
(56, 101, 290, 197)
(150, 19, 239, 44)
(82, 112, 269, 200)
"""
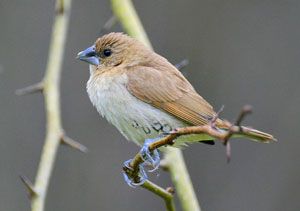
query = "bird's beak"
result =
(76, 45, 100, 66)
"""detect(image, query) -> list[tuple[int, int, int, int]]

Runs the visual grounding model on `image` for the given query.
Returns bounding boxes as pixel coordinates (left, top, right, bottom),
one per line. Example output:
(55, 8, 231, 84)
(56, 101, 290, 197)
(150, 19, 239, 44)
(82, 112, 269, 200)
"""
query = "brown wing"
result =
(126, 65, 216, 126)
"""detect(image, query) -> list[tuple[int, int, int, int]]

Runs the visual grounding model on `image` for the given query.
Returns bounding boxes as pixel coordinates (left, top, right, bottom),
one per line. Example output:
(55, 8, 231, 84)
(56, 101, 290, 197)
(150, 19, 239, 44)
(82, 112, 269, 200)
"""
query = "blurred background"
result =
(1, 0, 299, 210)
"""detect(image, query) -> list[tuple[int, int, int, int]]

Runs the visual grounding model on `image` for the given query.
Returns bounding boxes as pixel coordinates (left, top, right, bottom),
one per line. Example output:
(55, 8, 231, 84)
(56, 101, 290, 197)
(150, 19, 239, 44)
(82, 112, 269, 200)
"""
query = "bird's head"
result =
(77, 32, 150, 68)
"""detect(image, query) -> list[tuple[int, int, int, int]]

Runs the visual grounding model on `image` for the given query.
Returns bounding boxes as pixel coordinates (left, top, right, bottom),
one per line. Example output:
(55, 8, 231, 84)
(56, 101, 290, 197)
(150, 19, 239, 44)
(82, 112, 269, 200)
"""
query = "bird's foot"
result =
(140, 138, 161, 172)
(122, 159, 148, 188)
(122, 138, 161, 187)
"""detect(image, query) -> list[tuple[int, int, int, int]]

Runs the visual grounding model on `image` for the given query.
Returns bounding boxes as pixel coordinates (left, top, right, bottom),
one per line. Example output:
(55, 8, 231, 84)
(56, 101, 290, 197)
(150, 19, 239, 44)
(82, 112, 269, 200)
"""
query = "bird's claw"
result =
(122, 138, 161, 187)
(140, 138, 161, 172)
(122, 159, 148, 188)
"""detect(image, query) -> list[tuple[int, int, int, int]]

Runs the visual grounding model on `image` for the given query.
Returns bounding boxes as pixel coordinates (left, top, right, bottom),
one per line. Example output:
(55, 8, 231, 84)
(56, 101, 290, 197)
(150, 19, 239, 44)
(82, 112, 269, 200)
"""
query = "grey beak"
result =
(77, 45, 100, 66)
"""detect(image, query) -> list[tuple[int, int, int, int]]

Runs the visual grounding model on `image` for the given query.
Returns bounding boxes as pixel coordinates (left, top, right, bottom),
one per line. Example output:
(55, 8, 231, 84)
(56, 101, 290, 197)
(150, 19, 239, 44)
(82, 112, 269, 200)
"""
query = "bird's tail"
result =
(217, 120, 276, 143)
(234, 126, 276, 143)
(172, 120, 276, 147)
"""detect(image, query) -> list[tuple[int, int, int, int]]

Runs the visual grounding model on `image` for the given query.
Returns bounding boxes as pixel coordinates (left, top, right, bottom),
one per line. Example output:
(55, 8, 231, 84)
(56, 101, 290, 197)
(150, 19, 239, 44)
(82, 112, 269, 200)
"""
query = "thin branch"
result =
(163, 148, 200, 211)
(122, 166, 175, 211)
(17, 1, 81, 211)
(142, 180, 175, 211)
(125, 106, 256, 178)
(110, 0, 201, 210)
(32, 0, 71, 208)
(123, 106, 256, 211)
(110, 0, 151, 47)
(222, 105, 252, 161)
(223, 105, 252, 145)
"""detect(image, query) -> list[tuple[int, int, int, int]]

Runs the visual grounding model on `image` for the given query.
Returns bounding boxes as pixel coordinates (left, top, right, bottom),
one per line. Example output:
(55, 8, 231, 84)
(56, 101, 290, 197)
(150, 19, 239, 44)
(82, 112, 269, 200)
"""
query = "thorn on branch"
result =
(223, 105, 253, 146)
(60, 134, 88, 153)
(175, 59, 189, 70)
(226, 142, 231, 163)
(20, 175, 38, 199)
(99, 15, 118, 36)
(55, 0, 64, 14)
(235, 105, 252, 126)
(210, 105, 224, 128)
(15, 82, 44, 96)
(166, 187, 175, 195)
(222, 105, 252, 162)
(159, 159, 170, 171)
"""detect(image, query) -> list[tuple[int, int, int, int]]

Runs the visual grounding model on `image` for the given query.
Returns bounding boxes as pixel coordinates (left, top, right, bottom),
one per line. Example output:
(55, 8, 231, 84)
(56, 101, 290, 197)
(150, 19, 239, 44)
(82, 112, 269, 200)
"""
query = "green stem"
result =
(164, 148, 201, 211)
(111, 0, 151, 47)
(31, 0, 72, 210)
(142, 181, 175, 211)
(110, 0, 201, 210)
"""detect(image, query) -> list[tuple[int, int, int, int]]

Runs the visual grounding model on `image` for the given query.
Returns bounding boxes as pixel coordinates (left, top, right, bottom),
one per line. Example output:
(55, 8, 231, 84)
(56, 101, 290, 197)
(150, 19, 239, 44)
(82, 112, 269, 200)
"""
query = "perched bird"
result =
(77, 32, 274, 149)
(77, 32, 275, 185)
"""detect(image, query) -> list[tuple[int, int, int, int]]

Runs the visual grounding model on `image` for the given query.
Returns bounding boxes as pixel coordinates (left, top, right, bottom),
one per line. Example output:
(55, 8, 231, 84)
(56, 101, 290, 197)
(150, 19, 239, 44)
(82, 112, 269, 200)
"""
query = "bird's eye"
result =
(103, 49, 112, 57)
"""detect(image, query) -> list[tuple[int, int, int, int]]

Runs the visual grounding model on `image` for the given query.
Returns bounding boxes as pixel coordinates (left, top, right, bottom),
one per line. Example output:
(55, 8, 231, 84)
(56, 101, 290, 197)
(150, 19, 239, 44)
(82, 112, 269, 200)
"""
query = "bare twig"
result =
(123, 106, 254, 198)
(18, 1, 86, 210)
(142, 181, 175, 211)
(222, 105, 252, 161)
(223, 105, 253, 145)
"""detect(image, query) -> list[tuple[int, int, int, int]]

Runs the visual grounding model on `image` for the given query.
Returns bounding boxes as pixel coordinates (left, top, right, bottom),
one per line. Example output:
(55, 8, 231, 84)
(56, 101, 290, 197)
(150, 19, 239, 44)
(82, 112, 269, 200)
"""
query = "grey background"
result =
(1, 0, 299, 210)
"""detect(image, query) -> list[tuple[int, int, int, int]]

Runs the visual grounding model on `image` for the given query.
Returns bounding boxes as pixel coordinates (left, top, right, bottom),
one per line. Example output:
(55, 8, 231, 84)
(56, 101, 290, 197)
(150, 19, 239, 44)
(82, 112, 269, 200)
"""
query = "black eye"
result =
(103, 49, 112, 57)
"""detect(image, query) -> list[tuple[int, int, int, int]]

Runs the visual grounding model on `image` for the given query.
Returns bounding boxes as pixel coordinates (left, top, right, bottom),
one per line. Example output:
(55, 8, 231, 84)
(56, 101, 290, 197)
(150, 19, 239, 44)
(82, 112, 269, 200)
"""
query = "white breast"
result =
(86, 68, 186, 145)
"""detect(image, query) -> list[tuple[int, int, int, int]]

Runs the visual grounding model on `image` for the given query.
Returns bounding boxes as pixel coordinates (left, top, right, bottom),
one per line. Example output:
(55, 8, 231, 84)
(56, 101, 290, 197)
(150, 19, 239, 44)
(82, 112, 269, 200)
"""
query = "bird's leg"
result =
(122, 137, 162, 187)
(122, 135, 177, 187)
(123, 159, 148, 187)
(140, 138, 161, 172)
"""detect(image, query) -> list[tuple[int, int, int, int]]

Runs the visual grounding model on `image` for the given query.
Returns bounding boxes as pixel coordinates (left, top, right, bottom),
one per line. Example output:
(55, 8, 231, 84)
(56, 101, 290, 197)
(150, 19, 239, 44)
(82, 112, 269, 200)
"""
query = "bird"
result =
(77, 32, 274, 147)
(77, 32, 275, 185)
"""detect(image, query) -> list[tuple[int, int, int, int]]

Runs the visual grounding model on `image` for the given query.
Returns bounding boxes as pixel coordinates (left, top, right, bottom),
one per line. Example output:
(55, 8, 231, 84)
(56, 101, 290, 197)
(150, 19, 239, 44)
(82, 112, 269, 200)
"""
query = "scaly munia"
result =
(77, 32, 275, 185)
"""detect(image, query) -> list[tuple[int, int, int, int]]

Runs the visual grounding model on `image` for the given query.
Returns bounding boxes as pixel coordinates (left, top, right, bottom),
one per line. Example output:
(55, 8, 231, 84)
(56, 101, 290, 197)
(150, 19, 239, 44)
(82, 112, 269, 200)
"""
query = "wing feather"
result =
(126, 65, 216, 126)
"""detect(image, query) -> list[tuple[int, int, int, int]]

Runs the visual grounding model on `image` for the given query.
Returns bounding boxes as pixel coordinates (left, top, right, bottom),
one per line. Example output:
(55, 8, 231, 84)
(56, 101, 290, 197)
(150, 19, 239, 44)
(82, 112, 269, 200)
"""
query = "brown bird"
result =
(77, 32, 274, 149)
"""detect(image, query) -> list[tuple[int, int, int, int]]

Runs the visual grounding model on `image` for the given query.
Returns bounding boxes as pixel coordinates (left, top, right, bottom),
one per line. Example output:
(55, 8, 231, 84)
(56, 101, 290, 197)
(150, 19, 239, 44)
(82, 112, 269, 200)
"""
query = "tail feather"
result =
(238, 126, 276, 143)
(217, 119, 276, 143)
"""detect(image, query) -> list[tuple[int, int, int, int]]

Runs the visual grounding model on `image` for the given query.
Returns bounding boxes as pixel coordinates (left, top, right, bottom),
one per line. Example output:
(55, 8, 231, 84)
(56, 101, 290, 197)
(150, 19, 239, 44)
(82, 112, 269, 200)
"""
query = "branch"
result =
(126, 106, 254, 175)
(163, 148, 200, 211)
(110, 0, 201, 210)
(123, 106, 253, 211)
(110, 0, 151, 47)
(18, 1, 86, 210)
(142, 181, 175, 211)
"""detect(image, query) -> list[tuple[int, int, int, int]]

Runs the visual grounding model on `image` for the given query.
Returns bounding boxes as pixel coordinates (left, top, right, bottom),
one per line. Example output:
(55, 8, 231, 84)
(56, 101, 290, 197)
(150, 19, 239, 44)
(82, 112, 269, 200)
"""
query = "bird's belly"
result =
(87, 73, 187, 145)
